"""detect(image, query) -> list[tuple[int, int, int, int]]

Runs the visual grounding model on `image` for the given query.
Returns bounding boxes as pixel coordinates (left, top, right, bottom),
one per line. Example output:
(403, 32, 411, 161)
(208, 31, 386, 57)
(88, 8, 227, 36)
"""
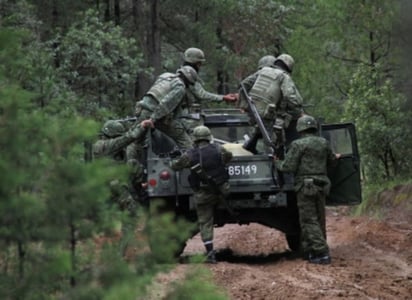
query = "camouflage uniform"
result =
(182, 47, 237, 111)
(93, 121, 147, 211)
(275, 115, 337, 264)
(134, 67, 198, 149)
(170, 126, 233, 263)
(241, 54, 304, 153)
(93, 121, 147, 257)
(186, 78, 224, 106)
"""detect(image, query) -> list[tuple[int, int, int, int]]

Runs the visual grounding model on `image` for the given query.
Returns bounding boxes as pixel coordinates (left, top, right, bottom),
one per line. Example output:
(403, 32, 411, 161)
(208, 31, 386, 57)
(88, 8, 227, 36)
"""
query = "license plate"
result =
(228, 164, 259, 177)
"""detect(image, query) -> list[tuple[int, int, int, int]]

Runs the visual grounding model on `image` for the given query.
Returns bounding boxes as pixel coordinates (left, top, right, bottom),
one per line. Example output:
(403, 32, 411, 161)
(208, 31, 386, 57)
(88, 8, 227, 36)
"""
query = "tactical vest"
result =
(187, 143, 229, 189)
(146, 72, 178, 102)
(249, 67, 283, 114)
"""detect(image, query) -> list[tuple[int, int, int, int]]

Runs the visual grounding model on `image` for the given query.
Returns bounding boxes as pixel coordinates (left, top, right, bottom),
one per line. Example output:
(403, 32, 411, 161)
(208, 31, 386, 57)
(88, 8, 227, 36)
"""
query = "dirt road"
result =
(180, 206, 411, 299)
(146, 186, 412, 299)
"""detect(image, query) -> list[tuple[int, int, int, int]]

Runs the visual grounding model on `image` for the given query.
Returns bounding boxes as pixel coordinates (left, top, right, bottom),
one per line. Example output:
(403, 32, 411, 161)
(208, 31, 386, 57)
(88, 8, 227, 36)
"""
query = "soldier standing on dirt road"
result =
(170, 125, 233, 263)
(275, 115, 340, 264)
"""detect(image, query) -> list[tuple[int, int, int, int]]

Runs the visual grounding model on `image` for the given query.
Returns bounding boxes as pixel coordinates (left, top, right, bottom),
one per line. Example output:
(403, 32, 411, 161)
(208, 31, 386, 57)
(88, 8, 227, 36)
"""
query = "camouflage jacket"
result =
(185, 79, 223, 111)
(150, 78, 187, 122)
(240, 66, 303, 119)
(92, 124, 146, 160)
(93, 135, 135, 161)
(275, 133, 337, 190)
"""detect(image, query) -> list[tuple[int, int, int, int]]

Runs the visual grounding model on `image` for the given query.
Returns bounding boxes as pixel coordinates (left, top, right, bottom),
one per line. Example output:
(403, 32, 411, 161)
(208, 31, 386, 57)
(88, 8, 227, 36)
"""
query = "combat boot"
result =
(308, 253, 331, 265)
(205, 250, 217, 264)
(204, 241, 217, 264)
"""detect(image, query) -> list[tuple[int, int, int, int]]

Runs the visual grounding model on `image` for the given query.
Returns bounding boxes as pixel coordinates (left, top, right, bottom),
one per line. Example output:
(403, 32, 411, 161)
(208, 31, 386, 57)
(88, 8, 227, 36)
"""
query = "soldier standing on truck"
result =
(240, 53, 304, 154)
(182, 47, 238, 110)
(134, 65, 199, 149)
(170, 125, 233, 263)
(274, 115, 340, 265)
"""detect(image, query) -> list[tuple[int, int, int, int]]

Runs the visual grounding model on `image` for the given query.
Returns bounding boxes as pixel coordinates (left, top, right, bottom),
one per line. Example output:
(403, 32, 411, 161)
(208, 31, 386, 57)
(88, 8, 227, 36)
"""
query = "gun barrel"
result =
(239, 82, 275, 152)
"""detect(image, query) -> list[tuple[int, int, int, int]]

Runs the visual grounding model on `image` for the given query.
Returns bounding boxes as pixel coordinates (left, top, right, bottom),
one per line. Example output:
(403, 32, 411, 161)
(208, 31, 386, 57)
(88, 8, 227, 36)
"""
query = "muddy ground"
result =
(144, 185, 412, 299)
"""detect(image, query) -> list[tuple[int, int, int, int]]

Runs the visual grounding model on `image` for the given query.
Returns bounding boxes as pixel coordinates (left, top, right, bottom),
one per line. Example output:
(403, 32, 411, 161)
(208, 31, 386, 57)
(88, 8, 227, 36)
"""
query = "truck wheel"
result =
(285, 233, 301, 252)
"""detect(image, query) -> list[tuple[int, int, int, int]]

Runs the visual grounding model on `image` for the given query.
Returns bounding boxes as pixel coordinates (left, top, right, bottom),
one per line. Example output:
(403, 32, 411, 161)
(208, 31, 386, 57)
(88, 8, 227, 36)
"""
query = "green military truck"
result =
(145, 108, 362, 254)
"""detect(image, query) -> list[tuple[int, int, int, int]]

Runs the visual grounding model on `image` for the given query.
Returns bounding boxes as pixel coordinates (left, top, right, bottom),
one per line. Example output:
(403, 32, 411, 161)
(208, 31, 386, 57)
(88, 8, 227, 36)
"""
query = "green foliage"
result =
(344, 64, 412, 181)
(285, 0, 402, 122)
(160, 0, 293, 90)
(0, 28, 128, 297)
(147, 200, 196, 264)
(0, 0, 42, 34)
(3, 0, 412, 297)
(353, 178, 412, 219)
(57, 9, 144, 117)
(165, 267, 228, 300)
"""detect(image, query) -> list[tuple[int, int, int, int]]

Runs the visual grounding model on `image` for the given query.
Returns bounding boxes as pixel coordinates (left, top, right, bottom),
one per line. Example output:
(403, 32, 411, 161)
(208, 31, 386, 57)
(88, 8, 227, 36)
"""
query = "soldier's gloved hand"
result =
(140, 119, 154, 129)
(223, 93, 238, 102)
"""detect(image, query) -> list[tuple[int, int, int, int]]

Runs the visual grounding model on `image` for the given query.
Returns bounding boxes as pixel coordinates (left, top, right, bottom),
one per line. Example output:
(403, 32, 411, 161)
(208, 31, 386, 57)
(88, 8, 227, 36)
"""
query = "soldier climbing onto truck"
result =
(134, 65, 199, 150)
(239, 53, 304, 155)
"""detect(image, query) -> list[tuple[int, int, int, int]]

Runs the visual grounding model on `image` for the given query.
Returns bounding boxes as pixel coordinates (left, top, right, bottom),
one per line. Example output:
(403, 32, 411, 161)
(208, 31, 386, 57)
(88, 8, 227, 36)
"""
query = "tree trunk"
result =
(114, 0, 120, 25)
(70, 221, 77, 287)
(134, 0, 161, 99)
(216, 21, 229, 93)
(104, 0, 111, 22)
(17, 240, 25, 279)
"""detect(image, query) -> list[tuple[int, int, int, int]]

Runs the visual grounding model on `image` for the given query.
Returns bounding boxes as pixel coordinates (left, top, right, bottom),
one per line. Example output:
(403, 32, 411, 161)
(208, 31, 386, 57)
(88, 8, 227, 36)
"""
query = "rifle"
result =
(239, 82, 276, 152)
(112, 116, 138, 123)
(239, 82, 282, 187)
(112, 113, 200, 124)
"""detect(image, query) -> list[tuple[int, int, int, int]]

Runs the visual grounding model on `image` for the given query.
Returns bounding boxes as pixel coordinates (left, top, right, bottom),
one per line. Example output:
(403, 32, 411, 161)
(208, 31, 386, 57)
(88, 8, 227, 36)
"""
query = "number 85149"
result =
(228, 164, 258, 176)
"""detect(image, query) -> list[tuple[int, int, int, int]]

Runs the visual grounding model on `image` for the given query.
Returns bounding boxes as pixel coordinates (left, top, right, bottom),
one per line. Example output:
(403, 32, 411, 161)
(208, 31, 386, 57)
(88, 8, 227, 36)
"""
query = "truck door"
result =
(321, 123, 362, 205)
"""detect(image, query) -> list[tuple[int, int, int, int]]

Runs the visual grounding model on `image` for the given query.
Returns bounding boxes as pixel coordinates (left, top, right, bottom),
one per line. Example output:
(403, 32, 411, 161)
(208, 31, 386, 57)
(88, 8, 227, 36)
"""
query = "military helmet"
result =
(296, 115, 318, 133)
(177, 65, 198, 84)
(258, 55, 276, 69)
(183, 47, 206, 64)
(275, 53, 295, 73)
(192, 125, 212, 142)
(102, 120, 126, 137)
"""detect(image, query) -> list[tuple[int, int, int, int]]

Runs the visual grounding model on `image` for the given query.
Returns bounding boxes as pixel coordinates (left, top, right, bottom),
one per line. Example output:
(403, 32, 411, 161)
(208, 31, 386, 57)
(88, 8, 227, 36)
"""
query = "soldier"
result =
(182, 47, 238, 109)
(274, 115, 340, 265)
(170, 125, 233, 263)
(240, 53, 304, 154)
(93, 119, 152, 256)
(134, 65, 199, 149)
(239, 55, 277, 153)
(239, 55, 277, 96)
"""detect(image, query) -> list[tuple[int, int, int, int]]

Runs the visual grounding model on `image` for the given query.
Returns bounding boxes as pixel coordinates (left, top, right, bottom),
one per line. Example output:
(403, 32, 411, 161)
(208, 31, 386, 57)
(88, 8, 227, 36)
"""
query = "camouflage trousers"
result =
(109, 179, 137, 213)
(136, 109, 192, 149)
(296, 189, 329, 256)
(194, 182, 230, 243)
